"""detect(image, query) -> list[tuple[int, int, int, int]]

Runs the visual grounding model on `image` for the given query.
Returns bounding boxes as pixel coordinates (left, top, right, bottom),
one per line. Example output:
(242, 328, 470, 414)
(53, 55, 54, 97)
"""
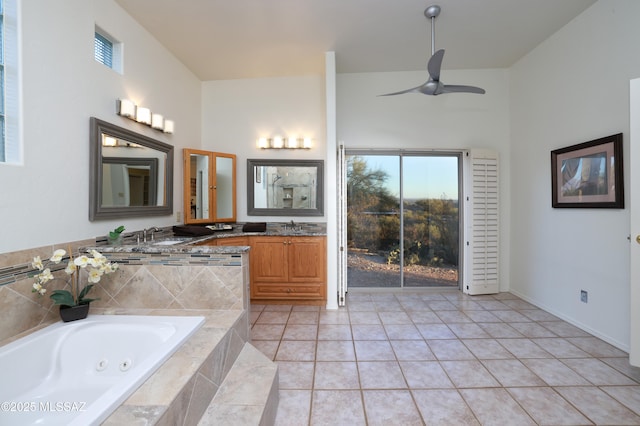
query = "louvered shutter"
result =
(463, 150, 499, 295)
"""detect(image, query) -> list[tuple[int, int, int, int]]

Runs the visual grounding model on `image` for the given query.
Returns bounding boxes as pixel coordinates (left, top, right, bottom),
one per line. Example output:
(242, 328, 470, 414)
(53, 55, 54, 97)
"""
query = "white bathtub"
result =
(0, 314, 205, 426)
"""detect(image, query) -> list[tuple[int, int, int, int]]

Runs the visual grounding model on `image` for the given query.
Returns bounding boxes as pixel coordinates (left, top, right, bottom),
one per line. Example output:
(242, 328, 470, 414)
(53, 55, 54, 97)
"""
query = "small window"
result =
(94, 32, 113, 68)
(94, 26, 122, 73)
(1, 0, 19, 164)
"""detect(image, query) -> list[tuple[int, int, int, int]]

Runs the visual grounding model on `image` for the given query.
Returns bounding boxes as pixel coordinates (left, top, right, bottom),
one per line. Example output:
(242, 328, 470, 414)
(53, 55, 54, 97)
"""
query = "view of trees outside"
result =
(346, 154, 460, 288)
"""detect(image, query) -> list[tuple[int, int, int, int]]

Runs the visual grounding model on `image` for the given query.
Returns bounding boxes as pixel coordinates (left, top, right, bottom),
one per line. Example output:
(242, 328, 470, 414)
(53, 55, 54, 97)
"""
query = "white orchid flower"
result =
(74, 255, 90, 268)
(50, 249, 66, 263)
(88, 268, 104, 283)
(37, 268, 54, 283)
(90, 250, 105, 260)
(64, 260, 76, 275)
(31, 256, 43, 271)
(32, 283, 47, 295)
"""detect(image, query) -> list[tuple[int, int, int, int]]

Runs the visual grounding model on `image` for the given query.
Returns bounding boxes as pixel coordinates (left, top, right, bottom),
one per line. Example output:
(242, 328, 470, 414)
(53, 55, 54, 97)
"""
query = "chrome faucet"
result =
(143, 227, 160, 243)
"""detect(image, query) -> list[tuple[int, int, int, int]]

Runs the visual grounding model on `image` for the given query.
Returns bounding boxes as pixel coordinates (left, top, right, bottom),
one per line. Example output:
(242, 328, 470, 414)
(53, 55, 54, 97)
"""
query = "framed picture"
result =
(551, 133, 624, 208)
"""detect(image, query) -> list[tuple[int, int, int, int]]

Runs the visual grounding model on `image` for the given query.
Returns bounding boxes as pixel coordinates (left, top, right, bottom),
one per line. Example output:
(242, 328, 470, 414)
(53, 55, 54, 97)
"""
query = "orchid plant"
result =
(31, 249, 118, 307)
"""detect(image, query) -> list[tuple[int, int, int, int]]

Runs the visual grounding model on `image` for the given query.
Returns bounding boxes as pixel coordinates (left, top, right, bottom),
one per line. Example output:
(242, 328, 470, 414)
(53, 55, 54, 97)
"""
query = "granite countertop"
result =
(92, 222, 326, 254)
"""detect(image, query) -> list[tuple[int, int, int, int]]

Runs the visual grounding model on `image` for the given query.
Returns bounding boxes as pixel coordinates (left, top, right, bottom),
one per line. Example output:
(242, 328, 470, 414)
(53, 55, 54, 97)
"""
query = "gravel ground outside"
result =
(347, 251, 459, 288)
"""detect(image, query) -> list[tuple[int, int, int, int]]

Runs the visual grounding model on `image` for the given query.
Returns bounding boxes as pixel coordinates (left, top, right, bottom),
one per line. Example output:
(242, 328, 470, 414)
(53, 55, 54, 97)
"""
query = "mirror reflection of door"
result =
(189, 154, 210, 219)
(101, 158, 157, 207)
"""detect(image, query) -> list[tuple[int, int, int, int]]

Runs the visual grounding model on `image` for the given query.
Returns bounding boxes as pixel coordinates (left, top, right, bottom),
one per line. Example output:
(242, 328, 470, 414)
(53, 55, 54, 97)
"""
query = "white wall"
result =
(336, 68, 512, 291)
(201, 75, 327, 223)
(510, 0, 640, 350)
(0, 0, 201, 254)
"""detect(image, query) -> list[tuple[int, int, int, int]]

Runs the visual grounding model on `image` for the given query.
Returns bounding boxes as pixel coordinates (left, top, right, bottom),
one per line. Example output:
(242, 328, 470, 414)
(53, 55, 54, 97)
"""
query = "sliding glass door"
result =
(346, 151, 460, 288)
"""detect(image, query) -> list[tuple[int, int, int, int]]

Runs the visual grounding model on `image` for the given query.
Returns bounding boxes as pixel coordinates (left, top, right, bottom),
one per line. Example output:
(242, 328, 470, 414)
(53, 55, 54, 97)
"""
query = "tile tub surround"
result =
(0, 242, 249, 342)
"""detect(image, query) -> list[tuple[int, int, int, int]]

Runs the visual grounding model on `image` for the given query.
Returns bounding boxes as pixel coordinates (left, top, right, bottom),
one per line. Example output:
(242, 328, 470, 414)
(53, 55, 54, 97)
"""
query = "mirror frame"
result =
(89, 117, 174, 220)
(247, 159, 324, 216)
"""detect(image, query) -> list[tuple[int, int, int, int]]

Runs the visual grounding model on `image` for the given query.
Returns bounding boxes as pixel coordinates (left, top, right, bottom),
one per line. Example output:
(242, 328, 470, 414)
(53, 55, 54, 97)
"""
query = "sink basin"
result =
(153, 240, 184, 246)
(152, 238, 190, 246)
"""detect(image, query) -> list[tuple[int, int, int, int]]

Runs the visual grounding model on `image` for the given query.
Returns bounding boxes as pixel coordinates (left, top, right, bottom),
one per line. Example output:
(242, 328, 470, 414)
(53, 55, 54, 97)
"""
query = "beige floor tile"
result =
(377, 311, 412, 325)
(358, 361, 407, 389)
(478, 322, 523, 338)
(354, 340, 396, 361)
(318, 310, 350, 325)
(538, 320, 591, 337)
(250, 340, 279, 360)
(362, 390, 423, 426)
(310, 390, 366, 426)
(510, 322, 558, 338)
(448, 323, 491, 339)
(292, 305, 320, 312)
(251, 323, 285, 340)
(427, 339, 476, 360)
(460, 388, 536, 425)
(282, 324, 318, 341)
(277, 361, 315, 389)
(416, 323, 456, 339)
(440, 360, 501, 388)
(316, 340, 355, 361)
(567, 336, 629, 357)
(601, 358, 640, 382)
(531, 338, 590, 358)
(507, 387, 592, 425)
(519, 309, 561, 322)
(255, 311, 291, 324)
(351, 324, 387, 340)
(521, 359, 591, 386)
(264, 304, 293, 312)
(287, 311, 319, 325)
(383, 324, 422, 340)
(462, 338, 514, 359)
(413, 389, 480, 425)
(464, 309, 502, 323)
(313, 361, 360, 390)
(275, 390, 311, 426)
(390, 340, 436, 361)
(491, 309, 531, 323)
(497, 338, 552, 358)
(346, 300, 377, 311)
(348, 311, 381, 325)
(318, 324, 352, 340)
(556, 386, 640, 425)
(406, 310, 442, 324)
(562, 358, 638, 385)
(482, 359, 546, 387)
(434, 310, 473, 323)
(275, 340, 317, 361)
(601, 386, 640, 416)
(399, 361, 454, 389)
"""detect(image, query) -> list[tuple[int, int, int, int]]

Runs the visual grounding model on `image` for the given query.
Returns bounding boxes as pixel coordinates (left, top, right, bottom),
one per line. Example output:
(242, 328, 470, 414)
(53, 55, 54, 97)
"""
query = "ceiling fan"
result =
(380, 5, 485, 96)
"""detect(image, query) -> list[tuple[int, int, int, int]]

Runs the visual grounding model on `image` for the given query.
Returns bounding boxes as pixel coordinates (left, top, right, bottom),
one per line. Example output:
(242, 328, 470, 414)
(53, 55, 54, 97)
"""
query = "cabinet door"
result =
(250, 237, 288, 282)
(183, 149, 236, 224)
(216, 236, 248, 246)
(288, 237, 326, 282)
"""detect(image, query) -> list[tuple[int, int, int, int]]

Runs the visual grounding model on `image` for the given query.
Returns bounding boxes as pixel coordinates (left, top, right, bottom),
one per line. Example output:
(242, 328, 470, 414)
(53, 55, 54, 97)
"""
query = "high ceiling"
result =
(115, 0, 596, 81)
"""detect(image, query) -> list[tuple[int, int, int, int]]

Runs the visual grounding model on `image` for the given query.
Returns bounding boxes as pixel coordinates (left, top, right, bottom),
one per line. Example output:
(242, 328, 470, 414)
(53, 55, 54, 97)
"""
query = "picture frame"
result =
(551, 133, 624, 208)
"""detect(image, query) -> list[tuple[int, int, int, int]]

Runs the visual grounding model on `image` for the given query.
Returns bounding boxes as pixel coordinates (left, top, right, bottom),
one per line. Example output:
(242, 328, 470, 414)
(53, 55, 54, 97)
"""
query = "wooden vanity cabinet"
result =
(215, 236, 249, 246)
(249, 236, 326, 303)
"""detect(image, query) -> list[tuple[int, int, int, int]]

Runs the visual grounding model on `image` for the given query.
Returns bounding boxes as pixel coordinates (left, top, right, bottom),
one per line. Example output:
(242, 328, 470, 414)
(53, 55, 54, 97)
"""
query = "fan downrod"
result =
(424, 5, 441, 19)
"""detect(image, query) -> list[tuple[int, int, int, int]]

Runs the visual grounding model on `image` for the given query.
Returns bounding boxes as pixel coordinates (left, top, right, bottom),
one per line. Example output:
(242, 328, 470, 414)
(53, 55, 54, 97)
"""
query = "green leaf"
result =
(108, 225, 125, 239)
(50, 290, 76, 307)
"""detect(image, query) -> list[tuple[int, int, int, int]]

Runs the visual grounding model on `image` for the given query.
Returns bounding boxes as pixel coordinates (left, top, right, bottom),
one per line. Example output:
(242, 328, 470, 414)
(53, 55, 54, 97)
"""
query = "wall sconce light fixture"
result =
(116, 99, 174, 134)
(257, 136, 313, 149)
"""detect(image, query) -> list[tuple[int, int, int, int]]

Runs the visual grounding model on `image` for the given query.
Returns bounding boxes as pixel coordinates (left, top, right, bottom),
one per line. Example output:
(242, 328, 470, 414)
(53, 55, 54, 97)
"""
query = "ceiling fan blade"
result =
(441, 84, 486, 94)
(378, 85, 423, 96)
(427, 49, 445, 81)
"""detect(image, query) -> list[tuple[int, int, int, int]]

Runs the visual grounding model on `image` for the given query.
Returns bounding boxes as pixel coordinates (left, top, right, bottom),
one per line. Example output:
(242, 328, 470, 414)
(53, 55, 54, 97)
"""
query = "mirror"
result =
(183, 149, 236, 224)
(247, 159, 324, 216)
(89, 117, 173, 220)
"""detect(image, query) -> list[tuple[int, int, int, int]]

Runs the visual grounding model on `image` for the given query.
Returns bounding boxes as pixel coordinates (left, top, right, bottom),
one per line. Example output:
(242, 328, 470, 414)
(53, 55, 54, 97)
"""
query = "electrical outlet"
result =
(580, 290, 588, 303)
(176, 211, 181, 222)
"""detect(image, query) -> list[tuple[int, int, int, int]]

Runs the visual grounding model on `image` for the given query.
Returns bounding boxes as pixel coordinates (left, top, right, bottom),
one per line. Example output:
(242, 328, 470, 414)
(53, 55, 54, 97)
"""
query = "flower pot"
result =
(107, 234, 123, 245)
(59, 303, 90, 322)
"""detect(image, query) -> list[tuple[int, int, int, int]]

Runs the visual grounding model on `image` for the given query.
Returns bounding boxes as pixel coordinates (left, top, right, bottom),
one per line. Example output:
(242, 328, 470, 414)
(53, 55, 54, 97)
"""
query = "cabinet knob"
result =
(636, 235, 640, 244)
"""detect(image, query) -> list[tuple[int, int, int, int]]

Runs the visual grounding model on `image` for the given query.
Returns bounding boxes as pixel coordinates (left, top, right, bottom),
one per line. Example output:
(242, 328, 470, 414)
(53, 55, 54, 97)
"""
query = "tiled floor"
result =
(250, 290, 640, 425)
